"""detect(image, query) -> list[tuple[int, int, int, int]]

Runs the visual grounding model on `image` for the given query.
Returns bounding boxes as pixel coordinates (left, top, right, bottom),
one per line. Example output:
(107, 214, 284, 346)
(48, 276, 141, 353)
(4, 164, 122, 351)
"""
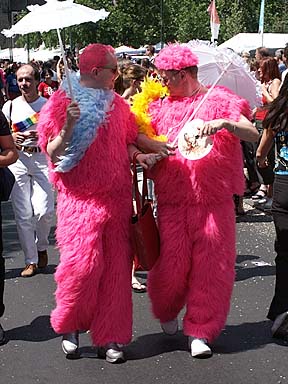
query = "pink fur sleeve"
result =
(113, 94, 138, 145)
(126, 112, 138, 145)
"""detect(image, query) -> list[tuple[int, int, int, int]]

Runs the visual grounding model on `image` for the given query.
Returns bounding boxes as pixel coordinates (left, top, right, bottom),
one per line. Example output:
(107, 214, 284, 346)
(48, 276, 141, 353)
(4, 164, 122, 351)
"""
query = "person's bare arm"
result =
(198, 114, 259, 142)
(127, 143, 161, 169)
(0, 135, 18, 166)
(137, 133, 176, 157)
(256, 128, 275, 167)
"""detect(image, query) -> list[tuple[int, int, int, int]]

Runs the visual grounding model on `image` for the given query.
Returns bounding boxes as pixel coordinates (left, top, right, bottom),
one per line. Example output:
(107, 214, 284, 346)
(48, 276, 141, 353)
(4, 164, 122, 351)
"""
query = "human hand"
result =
(150, 140, 177, 158)
(23, 130, 38, 140)
(66, 101, 80, 128)
(197, 119, 228, 138)
(256, 155, 269, 168)
(12, 132, 27, 145)
(136, 153, 162, 169)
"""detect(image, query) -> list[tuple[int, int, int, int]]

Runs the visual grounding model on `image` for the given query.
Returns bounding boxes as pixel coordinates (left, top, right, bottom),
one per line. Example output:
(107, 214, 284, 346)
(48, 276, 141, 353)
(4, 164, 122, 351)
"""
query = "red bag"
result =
(131, 157, 160, 271)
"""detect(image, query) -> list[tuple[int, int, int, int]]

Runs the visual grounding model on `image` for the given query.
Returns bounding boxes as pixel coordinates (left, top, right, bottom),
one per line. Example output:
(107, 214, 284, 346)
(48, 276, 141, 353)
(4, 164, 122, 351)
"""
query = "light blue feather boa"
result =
(54, 73, 115, 173)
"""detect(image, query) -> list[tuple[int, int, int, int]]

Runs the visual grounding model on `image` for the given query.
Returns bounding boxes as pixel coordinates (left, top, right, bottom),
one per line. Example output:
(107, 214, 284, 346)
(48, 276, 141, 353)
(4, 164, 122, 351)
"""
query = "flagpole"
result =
(259, 0, 265, 46)
(160, 0, 164, 48)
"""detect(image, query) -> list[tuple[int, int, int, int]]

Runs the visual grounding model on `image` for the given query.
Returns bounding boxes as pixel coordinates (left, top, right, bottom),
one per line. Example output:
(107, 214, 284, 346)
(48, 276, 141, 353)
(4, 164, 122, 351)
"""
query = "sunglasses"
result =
(159, 70, 181, 84)
(97, 66, 118, 74)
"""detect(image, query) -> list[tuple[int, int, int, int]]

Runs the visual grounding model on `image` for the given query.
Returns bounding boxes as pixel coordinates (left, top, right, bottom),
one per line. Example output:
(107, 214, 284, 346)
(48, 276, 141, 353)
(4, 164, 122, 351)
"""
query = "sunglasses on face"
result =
(97, 66, 118, 74)
(159, 70, 181, 84)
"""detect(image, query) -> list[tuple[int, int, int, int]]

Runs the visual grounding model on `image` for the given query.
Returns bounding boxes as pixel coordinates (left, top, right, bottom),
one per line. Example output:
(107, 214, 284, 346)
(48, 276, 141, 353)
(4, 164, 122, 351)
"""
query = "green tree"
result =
(13, 0, 288, 50)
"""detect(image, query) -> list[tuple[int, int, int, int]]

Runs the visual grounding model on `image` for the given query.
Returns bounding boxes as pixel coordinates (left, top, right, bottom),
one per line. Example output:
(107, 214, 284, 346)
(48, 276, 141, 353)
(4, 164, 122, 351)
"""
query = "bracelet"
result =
(230, 124, 237, 133)
(132, 151, 142, 164)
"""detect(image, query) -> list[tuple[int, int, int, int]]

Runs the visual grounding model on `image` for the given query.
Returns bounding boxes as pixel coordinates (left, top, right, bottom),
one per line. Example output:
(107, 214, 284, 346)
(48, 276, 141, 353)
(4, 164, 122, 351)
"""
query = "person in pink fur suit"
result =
(37, 44, 158, 363)
(136, 43, 259, 358)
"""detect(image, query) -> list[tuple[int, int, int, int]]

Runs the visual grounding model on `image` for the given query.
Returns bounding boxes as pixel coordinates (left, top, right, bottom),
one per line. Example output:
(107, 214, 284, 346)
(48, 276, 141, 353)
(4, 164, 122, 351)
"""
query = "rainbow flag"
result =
(12, 112, 39, 133)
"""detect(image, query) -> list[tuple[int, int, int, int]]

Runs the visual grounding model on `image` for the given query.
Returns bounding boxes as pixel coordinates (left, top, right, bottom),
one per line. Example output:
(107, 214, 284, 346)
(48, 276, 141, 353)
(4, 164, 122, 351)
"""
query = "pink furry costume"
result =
(145, 45, 251, 343)
(37, 78, 137, 347)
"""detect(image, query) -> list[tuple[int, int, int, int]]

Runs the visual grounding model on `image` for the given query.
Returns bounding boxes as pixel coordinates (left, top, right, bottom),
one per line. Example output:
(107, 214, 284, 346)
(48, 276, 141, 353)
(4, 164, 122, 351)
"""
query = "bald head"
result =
(79, 44, 115, 75)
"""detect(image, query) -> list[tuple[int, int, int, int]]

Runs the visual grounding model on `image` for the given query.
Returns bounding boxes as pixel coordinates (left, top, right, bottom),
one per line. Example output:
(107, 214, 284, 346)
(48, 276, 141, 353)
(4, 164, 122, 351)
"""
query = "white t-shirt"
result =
(2, 95, 46, 146)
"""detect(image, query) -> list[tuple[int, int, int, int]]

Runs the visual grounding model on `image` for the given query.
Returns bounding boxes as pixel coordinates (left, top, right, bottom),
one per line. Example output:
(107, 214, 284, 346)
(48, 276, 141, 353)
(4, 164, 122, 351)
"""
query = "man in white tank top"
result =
(2, 64, 54, 277)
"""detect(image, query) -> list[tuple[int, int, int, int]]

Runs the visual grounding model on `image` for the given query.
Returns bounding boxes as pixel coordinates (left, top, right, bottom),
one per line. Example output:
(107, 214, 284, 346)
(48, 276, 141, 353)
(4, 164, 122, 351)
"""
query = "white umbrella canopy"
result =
(1, 0, 110, 98)
(1, 0, 109, 37)
(115, 45, 137, 54)
(187, 40, 261, 110)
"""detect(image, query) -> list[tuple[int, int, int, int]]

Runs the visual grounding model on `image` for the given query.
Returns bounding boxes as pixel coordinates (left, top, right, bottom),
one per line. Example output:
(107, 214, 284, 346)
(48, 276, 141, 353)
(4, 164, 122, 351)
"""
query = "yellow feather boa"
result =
(131, 78, 168, 142)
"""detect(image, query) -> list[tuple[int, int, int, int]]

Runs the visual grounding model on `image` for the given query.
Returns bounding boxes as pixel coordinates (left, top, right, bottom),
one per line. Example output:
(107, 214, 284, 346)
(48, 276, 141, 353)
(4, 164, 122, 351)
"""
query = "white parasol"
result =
(186, 40, 261, 110)
(172, 40, 261, 157)
(1, 0, 110, 99)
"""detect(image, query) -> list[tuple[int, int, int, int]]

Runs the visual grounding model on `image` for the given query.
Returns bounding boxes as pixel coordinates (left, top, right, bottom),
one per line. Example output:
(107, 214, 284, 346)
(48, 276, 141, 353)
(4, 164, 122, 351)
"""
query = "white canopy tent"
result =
(0, 47, 62, 62)
(219, 33, 288, 54)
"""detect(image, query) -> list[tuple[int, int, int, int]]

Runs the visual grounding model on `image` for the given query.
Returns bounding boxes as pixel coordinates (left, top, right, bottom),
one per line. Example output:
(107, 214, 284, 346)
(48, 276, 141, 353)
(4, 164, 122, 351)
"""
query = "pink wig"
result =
(155, 43, 199, 70)
(79, 43, 115, 74)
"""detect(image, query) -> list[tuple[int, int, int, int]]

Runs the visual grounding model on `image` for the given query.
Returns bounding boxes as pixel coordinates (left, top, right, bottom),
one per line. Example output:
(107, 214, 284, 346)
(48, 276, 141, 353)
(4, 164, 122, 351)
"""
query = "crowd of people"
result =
(0, 40, 287, 362)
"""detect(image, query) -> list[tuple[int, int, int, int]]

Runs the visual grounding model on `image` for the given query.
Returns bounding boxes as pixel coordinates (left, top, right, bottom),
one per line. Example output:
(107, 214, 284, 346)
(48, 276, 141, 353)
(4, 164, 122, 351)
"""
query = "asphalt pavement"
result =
(0, 198, 287, 384)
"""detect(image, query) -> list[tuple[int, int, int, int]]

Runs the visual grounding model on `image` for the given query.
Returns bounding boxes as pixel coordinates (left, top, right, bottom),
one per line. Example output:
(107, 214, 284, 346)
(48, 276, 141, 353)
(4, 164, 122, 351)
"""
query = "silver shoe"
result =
(160, 318, 178, 335)
(61, 332, 79, 355)
(98, 343, 125, 363)
(271, 311, 288, 339)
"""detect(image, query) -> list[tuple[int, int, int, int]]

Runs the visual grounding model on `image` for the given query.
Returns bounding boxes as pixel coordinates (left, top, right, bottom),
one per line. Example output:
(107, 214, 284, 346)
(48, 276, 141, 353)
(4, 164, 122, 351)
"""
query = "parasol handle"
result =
(57, 28, 74, 101)
(171, 61, 233, 147)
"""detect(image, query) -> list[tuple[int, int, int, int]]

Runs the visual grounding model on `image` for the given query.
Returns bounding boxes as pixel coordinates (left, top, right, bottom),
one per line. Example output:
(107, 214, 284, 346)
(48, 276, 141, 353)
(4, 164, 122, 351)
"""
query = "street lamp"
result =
(7, 0, 13, 61)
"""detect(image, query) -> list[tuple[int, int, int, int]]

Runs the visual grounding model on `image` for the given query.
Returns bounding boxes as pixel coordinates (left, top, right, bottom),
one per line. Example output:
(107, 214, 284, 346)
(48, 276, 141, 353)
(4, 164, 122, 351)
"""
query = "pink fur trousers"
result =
(50, 192, 133, 346)
(148, 199, 236, 343)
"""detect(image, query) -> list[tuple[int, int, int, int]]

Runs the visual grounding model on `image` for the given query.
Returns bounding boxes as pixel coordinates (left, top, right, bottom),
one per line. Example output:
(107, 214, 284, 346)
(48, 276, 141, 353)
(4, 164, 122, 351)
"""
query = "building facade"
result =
(0, 0, 45, 49)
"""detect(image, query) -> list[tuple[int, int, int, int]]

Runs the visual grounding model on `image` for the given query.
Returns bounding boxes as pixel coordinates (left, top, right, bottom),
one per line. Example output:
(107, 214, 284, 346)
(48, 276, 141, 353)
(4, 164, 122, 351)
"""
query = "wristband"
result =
(132, 151, 142, 164)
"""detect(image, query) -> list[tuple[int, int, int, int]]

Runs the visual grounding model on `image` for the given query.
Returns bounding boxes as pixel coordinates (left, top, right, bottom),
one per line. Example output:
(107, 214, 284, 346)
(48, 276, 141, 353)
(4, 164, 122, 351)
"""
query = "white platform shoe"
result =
(188, 336, 212, 358)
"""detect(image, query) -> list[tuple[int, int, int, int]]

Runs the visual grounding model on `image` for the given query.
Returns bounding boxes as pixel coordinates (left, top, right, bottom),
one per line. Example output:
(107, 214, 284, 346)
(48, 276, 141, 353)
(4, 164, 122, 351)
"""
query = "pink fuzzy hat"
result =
(155, 43, 199, 70)
(79, 44, 115, 74)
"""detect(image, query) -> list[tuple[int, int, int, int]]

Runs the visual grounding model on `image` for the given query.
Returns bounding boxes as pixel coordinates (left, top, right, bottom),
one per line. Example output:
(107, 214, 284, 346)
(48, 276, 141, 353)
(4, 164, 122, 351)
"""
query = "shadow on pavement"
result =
(236, 213, 273, 223)
(5, 315, 57, 342)
(124, 320, 287, 360)
(215, 320, 288, 353)
(124, 332, 187, 360)
(236, 254, 260, 263)
(235, 254, 275, 281)
(235, 264, 275, 281)
(4, 318, 287, 360)
(4, 264, 57, 279)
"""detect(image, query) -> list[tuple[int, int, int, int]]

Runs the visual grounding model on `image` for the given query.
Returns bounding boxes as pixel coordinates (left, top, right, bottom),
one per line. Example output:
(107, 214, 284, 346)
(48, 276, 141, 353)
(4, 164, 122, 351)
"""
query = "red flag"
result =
(207, 0, 220, 42)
